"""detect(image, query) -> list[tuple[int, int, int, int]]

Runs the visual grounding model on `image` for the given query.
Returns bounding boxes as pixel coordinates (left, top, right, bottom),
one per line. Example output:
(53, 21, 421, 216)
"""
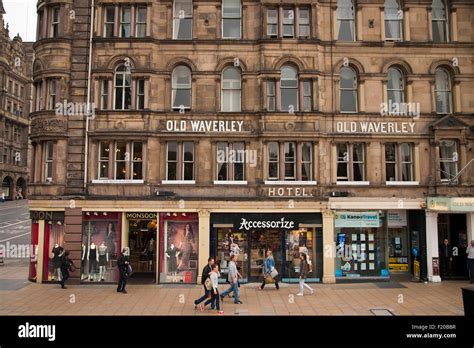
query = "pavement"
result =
(0, 200, 469, 316)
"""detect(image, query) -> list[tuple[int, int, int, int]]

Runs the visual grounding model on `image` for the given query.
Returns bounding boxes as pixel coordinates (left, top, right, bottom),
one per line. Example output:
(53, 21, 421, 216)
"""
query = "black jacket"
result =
(439, 244, 452, 258)
(118, 254, 130, 275)
(200, 264, 212, 285)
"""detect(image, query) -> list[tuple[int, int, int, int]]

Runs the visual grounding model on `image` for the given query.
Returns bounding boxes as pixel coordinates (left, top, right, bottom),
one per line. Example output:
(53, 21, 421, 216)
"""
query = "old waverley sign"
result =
(336, 121, 416, 134)
(165, 120, 245, 132)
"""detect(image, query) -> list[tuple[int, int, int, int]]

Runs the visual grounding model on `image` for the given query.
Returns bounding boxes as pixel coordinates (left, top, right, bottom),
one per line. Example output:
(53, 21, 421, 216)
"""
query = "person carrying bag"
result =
(257, 250, 279, 290)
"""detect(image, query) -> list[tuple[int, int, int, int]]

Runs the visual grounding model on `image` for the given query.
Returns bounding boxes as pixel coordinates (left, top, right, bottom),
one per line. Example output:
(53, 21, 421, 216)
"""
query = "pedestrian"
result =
(194, 258, 214, 309)
(220, 254, 243, 304)
(200, 264, 224, 314)
(297, 252, 314, 296)
(117, 247, 130, 294)
(439, 238, 452, 279)
(0, 192, 5, 202)
(257, 250, 279, 290)
(467, 240, 474, 284)
(59, 250, 74, 289)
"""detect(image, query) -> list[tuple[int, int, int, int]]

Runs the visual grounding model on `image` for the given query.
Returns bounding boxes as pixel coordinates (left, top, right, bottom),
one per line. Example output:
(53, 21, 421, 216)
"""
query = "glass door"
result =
(249, 230, 282, 281)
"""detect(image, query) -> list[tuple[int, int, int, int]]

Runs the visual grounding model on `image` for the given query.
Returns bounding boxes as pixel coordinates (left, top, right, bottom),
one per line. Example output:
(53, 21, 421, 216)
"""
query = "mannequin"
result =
(81, 244, 87, 280)
(166, 243, 178, 282)
(51, 244, 64, 281)
(88, 242, 99, 281)
(98, 242, 109, 281)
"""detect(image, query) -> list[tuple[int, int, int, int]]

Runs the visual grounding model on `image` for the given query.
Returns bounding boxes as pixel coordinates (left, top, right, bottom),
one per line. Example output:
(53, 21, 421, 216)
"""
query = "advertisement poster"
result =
(163, 220, 199, 283)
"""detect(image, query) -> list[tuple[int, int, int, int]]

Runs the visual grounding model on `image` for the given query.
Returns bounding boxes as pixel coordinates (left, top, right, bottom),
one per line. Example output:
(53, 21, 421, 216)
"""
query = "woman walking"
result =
(59, 250, 74, 289)
(257, 250, 279, 290)
(200, 264, 224, 314)
(297, 252, 313, 296)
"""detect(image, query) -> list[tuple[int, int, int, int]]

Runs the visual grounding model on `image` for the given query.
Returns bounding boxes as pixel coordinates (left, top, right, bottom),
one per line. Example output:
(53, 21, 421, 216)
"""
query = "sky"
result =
(3, 0, 37, 42)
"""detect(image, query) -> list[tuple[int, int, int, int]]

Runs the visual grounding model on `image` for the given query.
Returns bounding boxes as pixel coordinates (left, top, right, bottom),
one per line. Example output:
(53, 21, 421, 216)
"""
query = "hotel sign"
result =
(428, 197, 474, 212)
(267, 187, 314, 197)
(336, 121, 415, 134)
(165, 120, 245, 132)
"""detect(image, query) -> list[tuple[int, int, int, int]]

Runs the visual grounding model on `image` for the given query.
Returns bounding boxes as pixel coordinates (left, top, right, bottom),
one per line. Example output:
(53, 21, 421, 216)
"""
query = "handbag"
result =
(270, 268, 278, 279)
(265, 275, 275, 284)
(204, 278, 213, 291)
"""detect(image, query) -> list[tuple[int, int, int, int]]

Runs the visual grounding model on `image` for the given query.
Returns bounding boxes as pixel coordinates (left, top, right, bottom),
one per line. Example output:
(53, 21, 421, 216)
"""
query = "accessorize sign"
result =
(336, 121, 415, 134)
(165, 120, 245, 132)
(238, 217, 295, 230)
(125, 212, 157, 219)
(335, 211, 381, 228)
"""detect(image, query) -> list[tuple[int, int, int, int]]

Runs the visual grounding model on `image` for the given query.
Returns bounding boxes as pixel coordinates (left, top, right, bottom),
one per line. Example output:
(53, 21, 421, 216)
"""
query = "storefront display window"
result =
(43, 221, 65, 282)
(214, 228, 248, 282)
(387, 210, 409, 271)
(284, 228, 316, 280)
(29, 222, 39, 281)
(127, 212, 157, 277)
(81, 213, 121, 282)
(160, 214, 199, 283)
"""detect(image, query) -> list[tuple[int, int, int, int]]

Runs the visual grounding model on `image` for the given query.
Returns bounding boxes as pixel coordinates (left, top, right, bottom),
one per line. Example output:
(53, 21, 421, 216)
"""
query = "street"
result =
(0, 200, 31, 263)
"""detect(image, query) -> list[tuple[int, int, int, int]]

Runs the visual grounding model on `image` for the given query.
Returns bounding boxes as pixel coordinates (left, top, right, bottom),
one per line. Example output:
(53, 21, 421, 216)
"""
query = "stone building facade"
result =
(29, 0, 473, 285)
(0, 0, 33, 200)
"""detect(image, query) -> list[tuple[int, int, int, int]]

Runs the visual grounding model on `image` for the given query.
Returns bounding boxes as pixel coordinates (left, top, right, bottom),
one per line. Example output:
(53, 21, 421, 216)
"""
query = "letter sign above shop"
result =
(125, 212, 157, 219)
(334, 212, 381, 228)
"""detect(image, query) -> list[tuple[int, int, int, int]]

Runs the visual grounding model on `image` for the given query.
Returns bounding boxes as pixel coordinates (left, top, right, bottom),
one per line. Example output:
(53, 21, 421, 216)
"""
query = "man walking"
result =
(117, 247, 130, 293)
(194, 258, 214, 308)
(439, 238, 452, 279)
(467, 240, 474, 284)
(220, 254, 243, 304)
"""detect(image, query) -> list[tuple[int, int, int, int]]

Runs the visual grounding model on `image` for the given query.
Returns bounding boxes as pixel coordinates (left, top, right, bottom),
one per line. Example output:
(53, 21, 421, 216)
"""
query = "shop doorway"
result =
(249, 230, 282, 281)
(437, 214, 469, 280)
(128, 218, 157, 283)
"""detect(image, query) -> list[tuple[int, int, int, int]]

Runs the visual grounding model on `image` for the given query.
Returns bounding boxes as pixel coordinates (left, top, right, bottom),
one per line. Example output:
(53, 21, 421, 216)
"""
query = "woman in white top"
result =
(467, 240, 474, 284)
(201, 264, 224, 314)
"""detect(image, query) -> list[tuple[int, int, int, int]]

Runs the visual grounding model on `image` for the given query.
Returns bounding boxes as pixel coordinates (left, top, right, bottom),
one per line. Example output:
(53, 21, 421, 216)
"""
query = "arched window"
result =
(172, 65, 192, 110)
(387, 67, 405, 105)
(280, 65, 298, 111)
(432, 0, 449, 43)
(384, 0, 402, 41)
(337, 0, 355, 41)
(221, 67, 241, 112)
(339, 67, 357, 113)
(222, 0, 241, 39)
(435, 68, 452, 114)
(173, 0, 193, 39)
(114, 64, 131, 110)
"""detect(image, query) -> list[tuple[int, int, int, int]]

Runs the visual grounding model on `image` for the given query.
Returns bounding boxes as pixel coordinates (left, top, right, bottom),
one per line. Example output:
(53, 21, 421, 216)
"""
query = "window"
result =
(51, 7, 60, 38)
(132, 142, 143, 180)
(267, 8, 278, 38)
(298, 8, 310, 38)
(5, 124, 10, 141)
(114, 65, 132, 110)
(166, 142, 194, 181)
(35, 81, 44, 111)
(385, 143, 413, 182)
(384, 0, 402, 41)
(2, 147, 8, 164)
(284, 142, 296, 180)
(6, 100, 11, 113)
(44, 141, 53, 182)
(340, 67, 357, 113)
(337, 0, 355, 41)
(337, 143, 365, 181)
(303, 80, 312, 111)
(100, 80, 109, 109)
(137, 79, 145, 110)
(221, 67, 241, 112)
(136, 6, 147, 38)
(267, 80, 276, 111)
(172, 66, 191, 110)
(37, 11, 44, 40)
(387, 68, 404, 105)
(222, 0, 241, 39)
(115, 141, 127, 180)
(280, 65, 298, 111)
(7, 80, 12, 93)
(283, 8, 294, 38)
(120, 6, 131, 38)
(104, 6, 115, 37)
(432, 0, 448, 43)
(173, 0, 193, 39)
(439, 140, 458, 182)
(49, 79, 57, 110)
(216, 142, 245, 181)
(435, 68, 452, 114)
(267, 142, 313, 181)
(98, 141, 110, 179)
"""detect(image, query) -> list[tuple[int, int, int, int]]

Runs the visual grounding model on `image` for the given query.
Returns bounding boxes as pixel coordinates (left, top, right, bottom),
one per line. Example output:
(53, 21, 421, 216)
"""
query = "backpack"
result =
(204, 277, 213, 291)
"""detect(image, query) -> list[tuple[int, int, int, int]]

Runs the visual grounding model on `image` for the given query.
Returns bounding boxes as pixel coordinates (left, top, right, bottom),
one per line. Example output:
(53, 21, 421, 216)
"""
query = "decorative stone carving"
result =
(31, 118, 67, 135)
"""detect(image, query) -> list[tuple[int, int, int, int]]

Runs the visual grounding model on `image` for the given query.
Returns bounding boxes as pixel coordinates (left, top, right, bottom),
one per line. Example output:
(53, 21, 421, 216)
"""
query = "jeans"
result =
(468, 259, 474, 282)
(194, 285, 210, 305)
(205, 290, 220, 311)
(299, 278, 313, 294)
(221, 281, 239, 303)
(117, 271, 127, 292)
(60, 268, 69, 288)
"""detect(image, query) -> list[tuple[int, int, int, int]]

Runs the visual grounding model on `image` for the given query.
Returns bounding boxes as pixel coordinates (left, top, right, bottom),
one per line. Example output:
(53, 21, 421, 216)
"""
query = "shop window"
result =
(284, 228, 317, 280)
(432, 0, 449, 43)
(214, 228, 248, 282)
(216, 142, 245, 181)
(166, 141, 194, 181)
(336, 143, 365, 182)
(222, 0, 241, 39)
(50, 7, 60, 38)
(103, 6, 115, 38)
(280, 65, 298, 112)
(172, 66, 192, 110)
(221, 67, 241, 112)
(439, 140, 458, 183)
(82, 213, 121, 282)
(160, 214, 199, 283)
(266, 80, 276, 111)
(136, 6, 147, 38)
(43, 221, 65, 282)
(337, 0, 355, 41)
(435, 68, 452, 114)
(385, 143, 413, 182)
(384, 0, 402, 41)
(173, 0, 193, 40)
(339, 67, 358, 113)
(120, 6, 131, 38)
(114, 64, 132, 110)
(267, 142, 314, 182)
(388, 211, 409, 272)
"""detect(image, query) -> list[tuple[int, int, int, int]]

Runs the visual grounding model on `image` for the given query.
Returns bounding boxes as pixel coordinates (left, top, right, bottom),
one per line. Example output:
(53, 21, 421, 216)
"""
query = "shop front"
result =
(210, 213, 323, 283)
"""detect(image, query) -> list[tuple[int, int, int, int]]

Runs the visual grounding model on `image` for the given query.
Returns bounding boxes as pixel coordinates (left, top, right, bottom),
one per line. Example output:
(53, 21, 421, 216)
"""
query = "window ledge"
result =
(214, 180, 248, 185)
(264, 181, 317, 185)
(92, 179, 144, 184)
(336, 181, 370, 186)
(386, 181, 419, 186)
(161, 180, 195, 185)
